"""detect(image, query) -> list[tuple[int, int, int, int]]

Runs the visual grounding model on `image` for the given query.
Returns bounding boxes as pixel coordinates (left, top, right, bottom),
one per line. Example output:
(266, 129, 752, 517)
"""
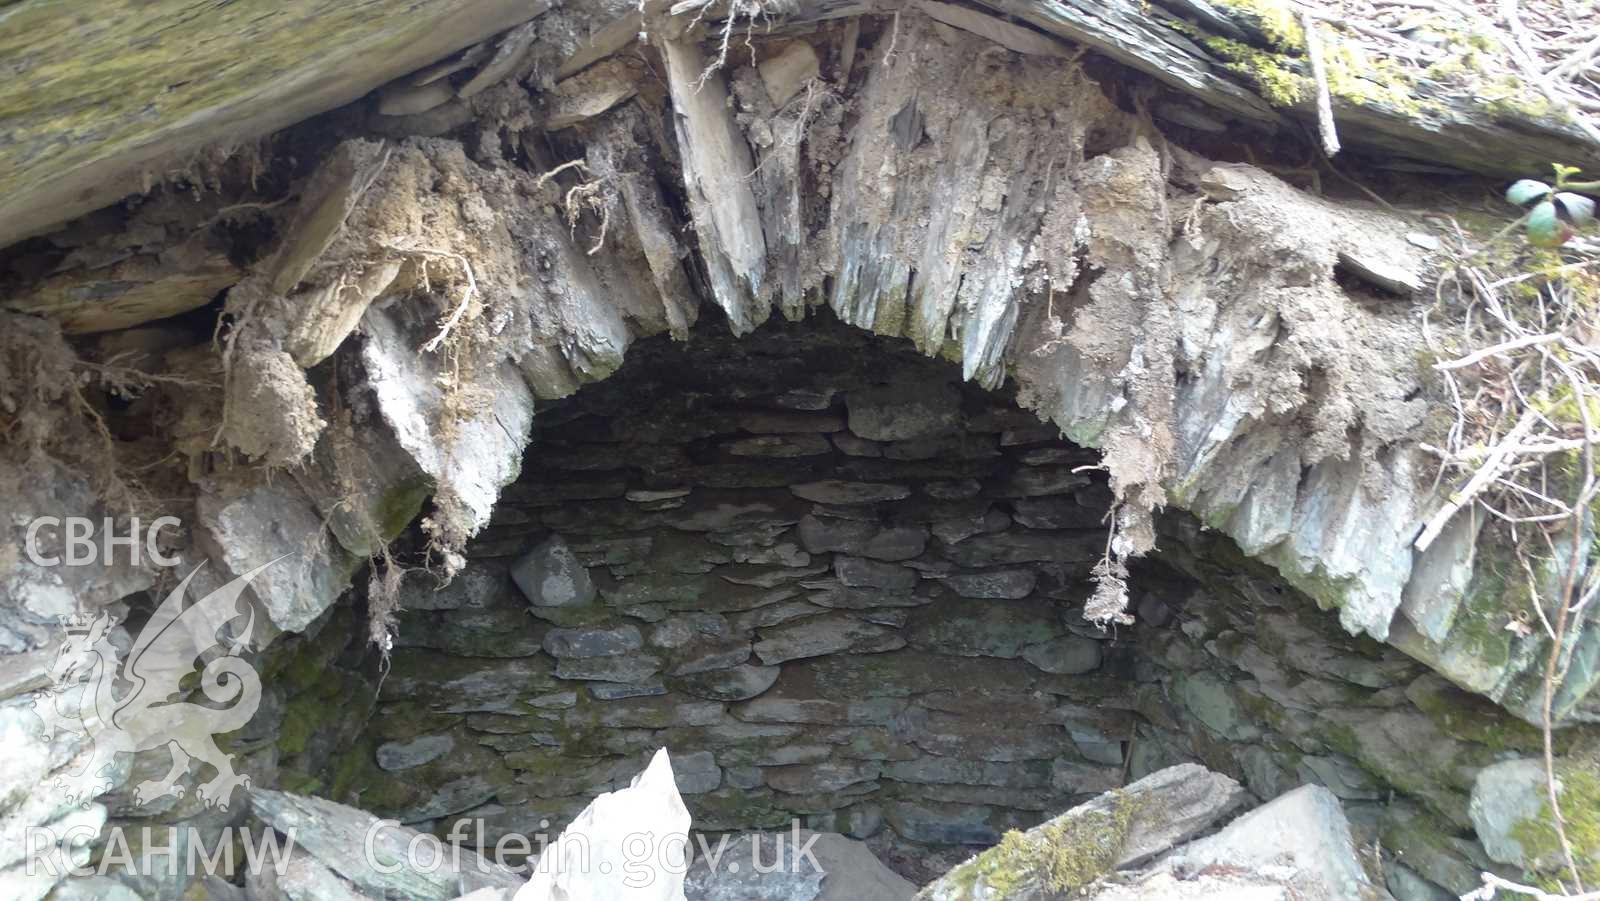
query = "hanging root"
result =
(535, 159, 618, 256)
(669, 0, 796, 89)
(378, 243, 481, 354)
(1083, 502, 1137, 628)
(365, 543, 405, 660)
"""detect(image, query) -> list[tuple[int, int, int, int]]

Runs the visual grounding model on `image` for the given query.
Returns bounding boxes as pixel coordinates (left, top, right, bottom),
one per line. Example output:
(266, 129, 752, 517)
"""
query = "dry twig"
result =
(1464, 872, 1600, 900)
(1301, 14, 1342, 157)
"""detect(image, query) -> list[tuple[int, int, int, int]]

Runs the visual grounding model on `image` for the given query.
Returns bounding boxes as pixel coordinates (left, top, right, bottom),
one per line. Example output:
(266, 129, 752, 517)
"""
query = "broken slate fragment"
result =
(543, 625, 643, 658)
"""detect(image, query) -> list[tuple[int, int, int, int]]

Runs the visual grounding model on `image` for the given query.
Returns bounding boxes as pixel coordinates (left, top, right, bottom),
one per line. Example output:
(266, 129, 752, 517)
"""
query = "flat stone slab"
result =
(846, 380, 962, 441)
(941, 568, 1037, 599)
(727, 434, 834, 457)
(834, 556, 919, 591)
(1023, 635, 1105, 674)
(543, 625, 644, 658)
(792, 480, 912, 504)
(673, 664, 783, 701)
(798, 514, 928, 561)
(755, 613, 907, 665)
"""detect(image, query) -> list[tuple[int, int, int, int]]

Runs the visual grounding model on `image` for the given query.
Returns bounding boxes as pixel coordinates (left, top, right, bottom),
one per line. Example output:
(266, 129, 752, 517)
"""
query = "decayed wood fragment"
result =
(0, 0, 552, 250)
(557, 0, 671, 80)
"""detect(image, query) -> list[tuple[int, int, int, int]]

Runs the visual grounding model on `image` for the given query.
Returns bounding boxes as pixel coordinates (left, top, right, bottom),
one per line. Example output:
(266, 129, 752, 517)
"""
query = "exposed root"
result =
(75, 355, 219, 400)
(1083, 502, 1137, 628)
(672, 0, 796, 89)
(535, 159, 618, 255)
(365, 543, 405, 661)
(0, 314, 149, 517)
(1464, 872, 1600, 900)
(379, 244, 481, 354)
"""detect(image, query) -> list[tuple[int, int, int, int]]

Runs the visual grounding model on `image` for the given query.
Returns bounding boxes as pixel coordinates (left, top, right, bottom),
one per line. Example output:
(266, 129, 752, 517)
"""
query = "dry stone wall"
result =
(346, 319, 1133, 877)
(263, 319, 1584, 897)
(15, 318, 1584, 899)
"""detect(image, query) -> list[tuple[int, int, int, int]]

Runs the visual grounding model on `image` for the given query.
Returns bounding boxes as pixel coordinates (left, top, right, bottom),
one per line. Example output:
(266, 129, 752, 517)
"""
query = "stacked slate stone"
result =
(292, 323, 1552, 897)
(354, 324, 1138, 870)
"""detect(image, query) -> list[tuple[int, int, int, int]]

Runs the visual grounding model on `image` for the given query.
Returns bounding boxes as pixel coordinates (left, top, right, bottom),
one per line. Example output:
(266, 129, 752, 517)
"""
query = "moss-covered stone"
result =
(1201, 37, 1309, 107)
(1406, 674, 1548, 754)
(1208, 0, 1305, 50)
(687, 787, 790, 832)
(1379, 803, 1492, 895)
(944, 789, 1138, 899)
(375, 475, 436, 542)
(1509, 760, 1600, 890)
(0, 0, 536, 246)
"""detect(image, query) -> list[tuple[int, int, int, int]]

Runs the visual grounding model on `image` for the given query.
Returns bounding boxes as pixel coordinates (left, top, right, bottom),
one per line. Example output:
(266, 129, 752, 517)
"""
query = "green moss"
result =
(873, 282, 909, 338)
(1413, 27, 1569, 122)
(369, 702, 463, 742)
(1379, 805, 1484, 894)
(276, 768, 323, 796)
(358, 771, 427, 815)
(1203, 37, 1308, 107)
(328, 735, 378, 804)
(1478, 74, 1559, 119)
(947, 792, 1139, 898)
(1408, 677, 1545, 754)
(277, 700, 319, 757)
(0, 0, 485, 209)
(1509, 765, 1600, 890)
(687, 788, 789, 830)
(1193, 4, 1426, 114)
(1450, 549, 1519, 675)
(1207, 0, 1305, 50)
(1321, 36, 1424, 114)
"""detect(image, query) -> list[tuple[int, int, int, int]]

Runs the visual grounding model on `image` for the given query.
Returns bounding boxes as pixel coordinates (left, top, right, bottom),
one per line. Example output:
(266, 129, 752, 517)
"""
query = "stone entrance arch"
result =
(3, 3, 1596, 895)
(263, 312, 1449, 884)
